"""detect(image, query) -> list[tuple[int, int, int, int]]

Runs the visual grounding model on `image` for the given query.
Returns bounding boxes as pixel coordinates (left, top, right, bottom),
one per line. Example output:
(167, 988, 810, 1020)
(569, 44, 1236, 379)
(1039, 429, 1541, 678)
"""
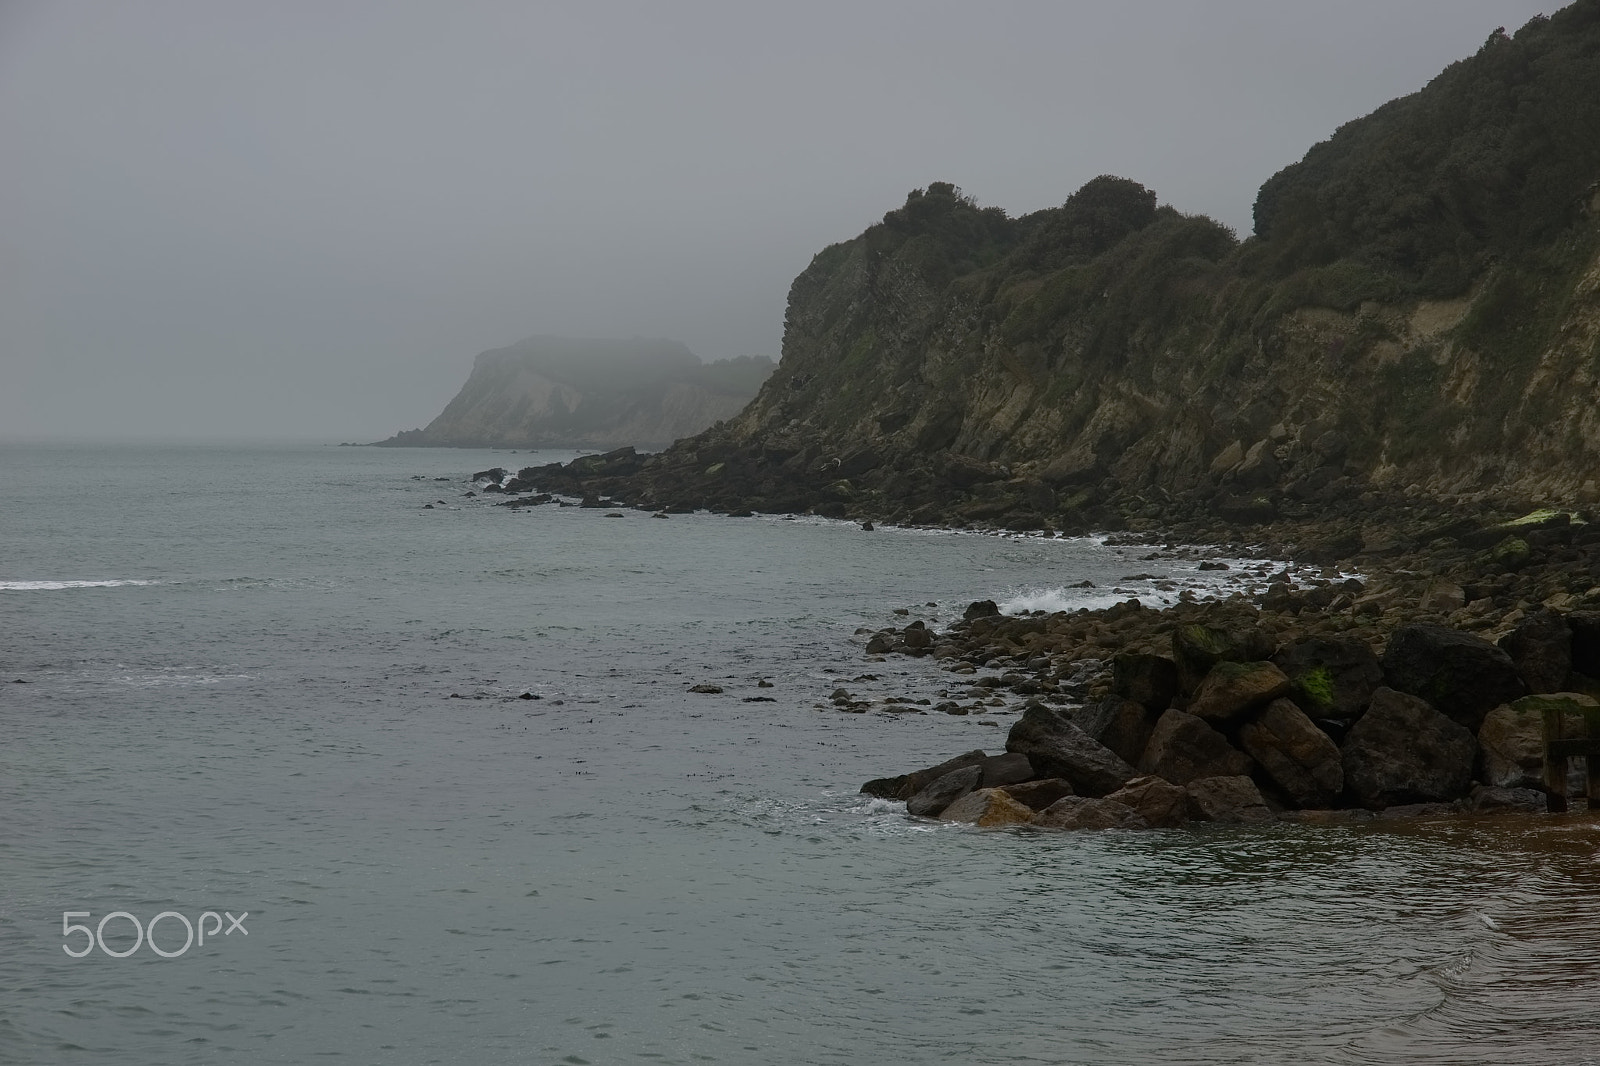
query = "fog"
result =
(0, 0, 1557, 440)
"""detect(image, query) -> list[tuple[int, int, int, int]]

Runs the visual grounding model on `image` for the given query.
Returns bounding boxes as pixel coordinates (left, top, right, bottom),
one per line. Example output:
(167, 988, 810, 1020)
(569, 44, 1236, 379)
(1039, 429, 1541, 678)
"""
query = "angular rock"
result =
(860, 749, 986, 800)
(1171, 623, 1276, 691)
(1273, 637, 1384, 723)
(1342, 687, 1476, 808)
(963, 599, 1000, 620)
(1112, 653, 1180, 712)
(999, 778, 1076, 811)
(1568, 610, 1600, 678)
(938, 787, 1037, 827)
(1188, 661, 1291, 725)
(979, 752, 1035, 788)
(906, 765, 983, 817)
(1137, 709, 1253, 785)
(1036, 795, 1149, 830)
(1237, 698, 1344, 808)
(1478, 692, 1600, 790)
(1005, 705, 1137, 797)
(1072, 696, 1159, 766)
(1381, 625, 1525, 729)
(1185, 776, 1273, 823)
(1498, 608, 1572, 694)
(1104, 775, 1189, 828)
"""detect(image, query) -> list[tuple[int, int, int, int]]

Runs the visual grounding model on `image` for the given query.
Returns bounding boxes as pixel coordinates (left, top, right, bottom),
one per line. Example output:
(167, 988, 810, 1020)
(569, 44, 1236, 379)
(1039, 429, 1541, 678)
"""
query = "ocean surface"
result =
(2, 441, 1598, 1066)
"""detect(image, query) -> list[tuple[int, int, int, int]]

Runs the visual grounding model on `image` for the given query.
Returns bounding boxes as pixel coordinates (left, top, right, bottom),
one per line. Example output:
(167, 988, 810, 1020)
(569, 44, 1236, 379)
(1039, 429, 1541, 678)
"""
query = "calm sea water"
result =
(2, 442, 1598, 1066)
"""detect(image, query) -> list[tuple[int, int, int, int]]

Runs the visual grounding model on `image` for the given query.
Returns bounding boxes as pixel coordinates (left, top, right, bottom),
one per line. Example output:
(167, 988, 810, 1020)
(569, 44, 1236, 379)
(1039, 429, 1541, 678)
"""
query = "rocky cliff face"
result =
(375, 336, 773, 450)
(526, 4, 1600, 549)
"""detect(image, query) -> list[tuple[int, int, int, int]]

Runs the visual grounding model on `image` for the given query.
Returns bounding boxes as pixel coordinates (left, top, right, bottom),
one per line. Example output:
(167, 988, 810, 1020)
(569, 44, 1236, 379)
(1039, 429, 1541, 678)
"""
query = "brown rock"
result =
(1104, 775, 1189, 827)
(938, 787, 1038, 827)
(1112, 653, 1180, 712)
(999, 778, 1076, 811)
(1185, 775, 1274, 823)
(1477, 692, 1599, 790)
(1237, 698, 1344, 808)
(1036, 795, 1149, 830)
(1188, 661, 1291, 725)
(1138, 709, 1253, 785)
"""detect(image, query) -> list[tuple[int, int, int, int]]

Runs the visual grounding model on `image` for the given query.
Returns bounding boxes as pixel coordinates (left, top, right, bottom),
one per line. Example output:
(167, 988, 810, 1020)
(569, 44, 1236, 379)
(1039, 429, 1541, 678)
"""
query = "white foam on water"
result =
(0, 579, 160, 591)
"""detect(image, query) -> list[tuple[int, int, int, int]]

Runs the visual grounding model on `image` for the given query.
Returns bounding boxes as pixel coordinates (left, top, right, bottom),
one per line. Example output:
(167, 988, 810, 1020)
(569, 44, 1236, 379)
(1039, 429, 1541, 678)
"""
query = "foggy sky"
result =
(0, 1, 1559, 441)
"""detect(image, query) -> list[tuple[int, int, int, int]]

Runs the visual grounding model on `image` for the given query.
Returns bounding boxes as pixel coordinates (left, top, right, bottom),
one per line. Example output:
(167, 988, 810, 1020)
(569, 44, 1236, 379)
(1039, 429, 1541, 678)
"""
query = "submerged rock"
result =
(1036, 795, 1148, 830)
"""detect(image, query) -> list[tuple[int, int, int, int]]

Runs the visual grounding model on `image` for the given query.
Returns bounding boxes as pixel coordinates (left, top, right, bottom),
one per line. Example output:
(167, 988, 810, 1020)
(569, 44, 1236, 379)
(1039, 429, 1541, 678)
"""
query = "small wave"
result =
(0, 579, 160, 591)
(113, 673, 253, 688)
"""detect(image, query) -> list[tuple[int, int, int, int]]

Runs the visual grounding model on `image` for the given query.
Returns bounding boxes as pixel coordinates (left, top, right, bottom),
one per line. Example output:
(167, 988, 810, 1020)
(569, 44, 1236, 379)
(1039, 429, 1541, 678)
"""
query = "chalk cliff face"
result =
(376, 337, 773, 450)
(527, 4, 1600, 536)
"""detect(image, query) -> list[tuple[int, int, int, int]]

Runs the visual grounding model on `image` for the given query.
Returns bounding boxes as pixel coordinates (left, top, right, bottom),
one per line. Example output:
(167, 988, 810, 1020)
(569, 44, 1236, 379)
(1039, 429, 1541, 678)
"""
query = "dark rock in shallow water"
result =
(1381, 624, 1524, 730)
(978, 752, 1035, 788)
(1185, 775, 1274, 823)
(688, 683, 724, 694)
(906, 766, 983, 817)
(1498, 608, 1572, 693)
(1237, 698, 1344, 808)
(1466, 784, 1547, 812)
(1138, 709, 1253, 785)
(1005, 705, 1137, 797)
(861, 750, 987, 800)
(1188, 661, 1291, 725)
(999, 778, 1075, 811)
(471, 467, 506, 482)
(1111, 652, 1179, 712)
(1342, 687, 1476, 808)
(964, 599, 1000, 620)
(1273, 637, 1384, 723)
(1036, 795, 1148, 830)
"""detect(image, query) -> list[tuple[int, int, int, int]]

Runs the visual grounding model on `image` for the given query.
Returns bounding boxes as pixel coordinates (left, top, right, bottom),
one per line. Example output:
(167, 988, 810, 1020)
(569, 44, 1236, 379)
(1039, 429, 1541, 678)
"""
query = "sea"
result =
(2, 441, 1598, 1066)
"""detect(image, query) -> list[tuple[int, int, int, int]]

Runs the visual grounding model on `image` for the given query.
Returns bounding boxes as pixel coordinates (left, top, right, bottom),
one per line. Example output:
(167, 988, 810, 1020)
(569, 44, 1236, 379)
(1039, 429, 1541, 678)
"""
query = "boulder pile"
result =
(862, 601, 1600, 829)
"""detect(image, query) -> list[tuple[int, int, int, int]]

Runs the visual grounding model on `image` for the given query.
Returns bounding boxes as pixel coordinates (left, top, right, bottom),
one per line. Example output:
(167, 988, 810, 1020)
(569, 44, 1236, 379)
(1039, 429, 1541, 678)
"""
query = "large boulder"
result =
(1072, 696, 1159, 765)
(1477, 692, 1600, 790)
(979, 752, 1036, 788)
(906, 765, 983, 817)
(1036, 795, 1149, 830)
(999, 778, 1076, 811)
(1185, 776, 1274, 823)
(1237, 698, 1344, 808)
(1188, 661, 1291, 725)
(1005, 705, 1138, 797)
(1272, 637, 1384, 724)
(1497, 608, 1572, 693)
(1171, 623, 1277, 691)
(1112, 653, 1180, 712)
(1568, 611, 1600, 678)
(1381, 625, 1525, 729)
(1342, 687, 1477, 808)
(938, 787, 1038, 827)
(861, 749, 986, 799)
(1137, 709, 1253, 785)
(1104, 775, 1190, 828)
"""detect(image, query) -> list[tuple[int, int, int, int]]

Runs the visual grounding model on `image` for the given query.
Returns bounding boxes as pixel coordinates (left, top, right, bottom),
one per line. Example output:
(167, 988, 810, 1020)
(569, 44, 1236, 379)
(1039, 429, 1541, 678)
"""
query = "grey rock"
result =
(1103, 775, 1189, 827)
(1036, 795, 1149, 830)
(1342, 687, 1476, 808)
(1188, 661, 1291, 725)
(1498, 608, 1572, 693)
(1072, 696, 1159, 765)
(1005, 705, 1137, 797)
(906, 766, 983, 817)
(999, 778, 1076, 811)
(1273, 637, 1384, 723)
(1138, 709, 1253, 785)
(1237, 698, 1344, 808)
(1381, 625, 1525, 730)
(979, 752, 1036, 788)
(861, 749, 986, 800)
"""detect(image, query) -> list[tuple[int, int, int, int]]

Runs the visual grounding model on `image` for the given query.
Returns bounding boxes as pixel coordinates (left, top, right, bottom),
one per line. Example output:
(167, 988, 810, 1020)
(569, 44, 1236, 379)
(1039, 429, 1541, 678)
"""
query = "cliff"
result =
(525, 3, 1600, 553)
(374, 336, 773, 450)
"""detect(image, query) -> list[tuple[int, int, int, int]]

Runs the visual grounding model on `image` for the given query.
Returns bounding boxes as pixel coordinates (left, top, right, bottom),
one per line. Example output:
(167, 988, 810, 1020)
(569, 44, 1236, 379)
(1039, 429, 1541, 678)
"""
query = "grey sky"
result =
(0, 0, 1557, 440)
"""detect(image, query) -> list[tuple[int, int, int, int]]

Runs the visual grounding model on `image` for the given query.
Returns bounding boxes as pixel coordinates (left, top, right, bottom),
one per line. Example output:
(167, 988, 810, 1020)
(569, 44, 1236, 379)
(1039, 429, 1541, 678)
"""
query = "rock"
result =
(1478, 692, 1600, 790)
(1185, 776, 1274, 823)
(1138, 709, 1253, 785)
(1072, 696, 1159, 765)
(1171, 623, 1276, 691)
(1373, 803, 1458, 820)
(861, 749, 987, 800)
(979, 752, 1035, 788)
(1279, 808, 1375, 825)
(1418, 580, 1466, 613)
(1111, 653, 1179, 712)
(1272, 637, 1384, 724)
(471, 467, 506, 482)
(1381, 624, 1525, 729)
(1237, 698, 1344, 808)
(1188, 661, 1291, 725)
(1498, 608, 1572, 693)
(1568, 611, 1600, 678)
(1103, 775, 1189, 827)
(964, 599, 1000, 620)
(1005, 705, 1138, 797)
(938, 787, 1038, 827)
(1491, 535, 1532, 569)
(1036, 795, 1149, 830)
(688, 683, 724, 694)
(1466, 784, 1547, 813)
(906, 766, 984, 817)
(865, 632, 894, 654)
(1342, 687, 1477, 808)
(999, 778, 1076, 811)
